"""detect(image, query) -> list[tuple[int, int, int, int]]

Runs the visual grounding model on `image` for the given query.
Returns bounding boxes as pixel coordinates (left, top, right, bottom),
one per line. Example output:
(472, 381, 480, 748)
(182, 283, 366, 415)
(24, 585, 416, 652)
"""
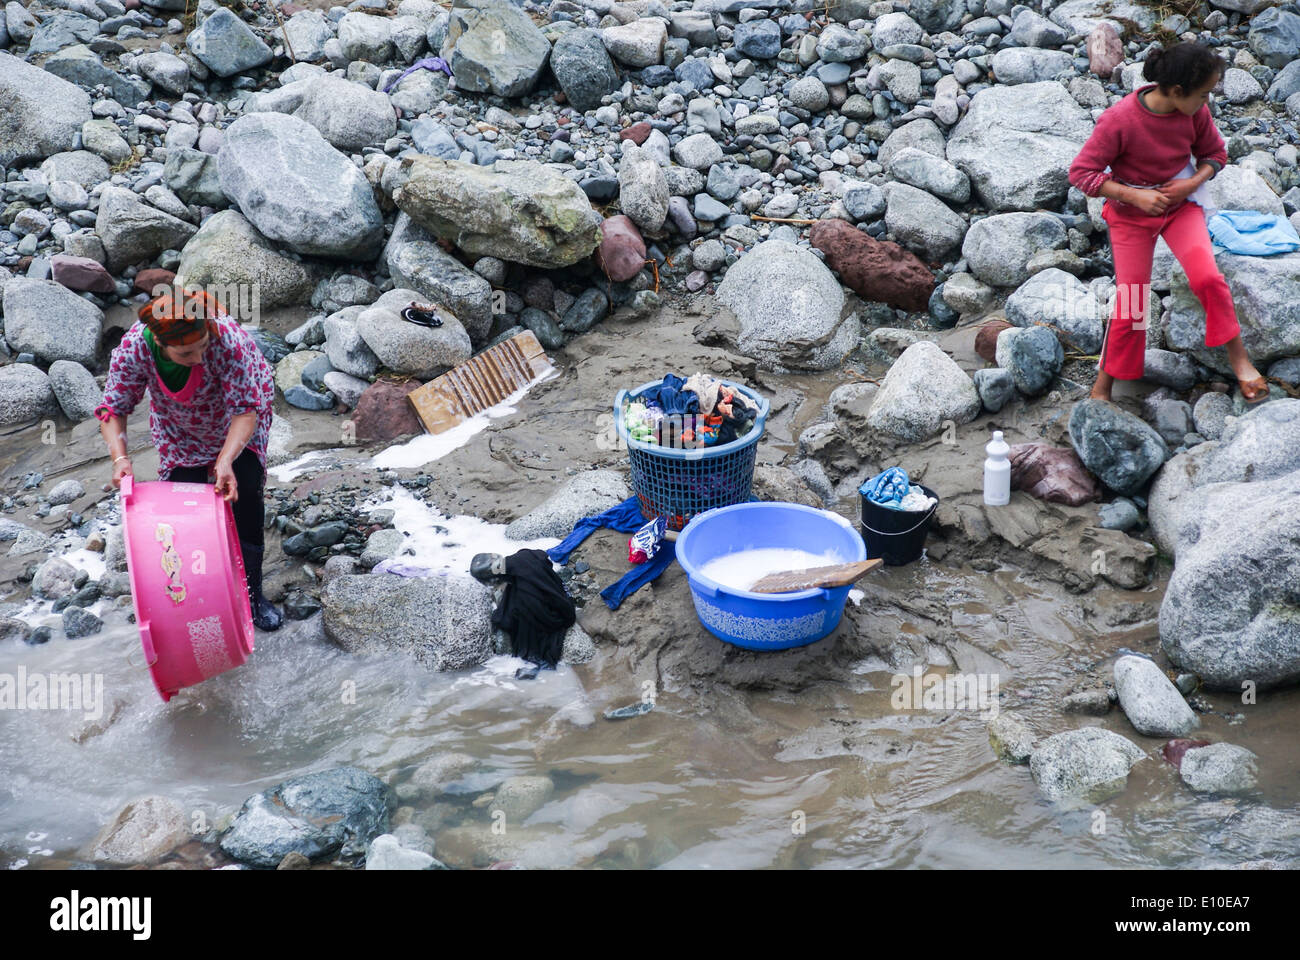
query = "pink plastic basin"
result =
(120, 476, 255, 702)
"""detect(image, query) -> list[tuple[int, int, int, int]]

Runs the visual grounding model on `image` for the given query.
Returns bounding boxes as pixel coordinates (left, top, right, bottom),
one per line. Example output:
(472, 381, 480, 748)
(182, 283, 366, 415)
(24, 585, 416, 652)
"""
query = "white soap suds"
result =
(697, 547, 847, 593)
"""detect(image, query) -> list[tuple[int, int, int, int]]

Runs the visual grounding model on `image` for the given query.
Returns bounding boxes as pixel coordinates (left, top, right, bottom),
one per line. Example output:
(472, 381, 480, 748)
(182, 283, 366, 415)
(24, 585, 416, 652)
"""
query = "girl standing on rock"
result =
(1068, 41, 1268, 404)
(94, 289, 283, 631)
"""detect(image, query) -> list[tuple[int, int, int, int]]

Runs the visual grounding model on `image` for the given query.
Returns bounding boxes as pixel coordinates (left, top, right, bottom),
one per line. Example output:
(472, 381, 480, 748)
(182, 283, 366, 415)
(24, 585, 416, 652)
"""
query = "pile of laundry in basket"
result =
(623, 372, 759, 447)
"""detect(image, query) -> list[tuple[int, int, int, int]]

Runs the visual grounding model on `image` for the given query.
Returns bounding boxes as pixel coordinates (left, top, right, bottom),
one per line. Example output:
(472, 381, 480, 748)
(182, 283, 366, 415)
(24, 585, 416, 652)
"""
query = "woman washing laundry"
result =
(1068, 41, 1268, 404)
(94, 289, 283, 630)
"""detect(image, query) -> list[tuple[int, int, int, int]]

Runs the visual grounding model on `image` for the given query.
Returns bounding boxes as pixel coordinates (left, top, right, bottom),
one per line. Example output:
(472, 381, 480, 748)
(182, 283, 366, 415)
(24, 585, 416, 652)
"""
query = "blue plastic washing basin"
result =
(674, 501, 866, 651)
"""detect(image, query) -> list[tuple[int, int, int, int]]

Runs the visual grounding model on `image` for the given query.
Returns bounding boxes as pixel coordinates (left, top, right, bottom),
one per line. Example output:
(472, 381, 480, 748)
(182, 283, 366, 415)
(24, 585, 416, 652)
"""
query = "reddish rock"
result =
(354, 379, 424, 443)
(808, 219, 934, 312)
(1161, 739, 1212, 769)
(975, 319, 1013, 363)
(134, 268, 177, 295)
(594, 215, 646, 283)
(123, 0, 139, 8)
(1088, 24, 1124, 78)
(50, 254, 115, 294)
(619, 122, 651, 146)
(279, 3, 305, 13)
(1009, 443, 1100, 506)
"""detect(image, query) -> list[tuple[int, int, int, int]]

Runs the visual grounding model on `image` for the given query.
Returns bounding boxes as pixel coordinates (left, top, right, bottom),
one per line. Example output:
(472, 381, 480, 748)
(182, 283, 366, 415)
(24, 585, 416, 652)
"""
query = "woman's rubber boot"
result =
(241, 540, 283, 631)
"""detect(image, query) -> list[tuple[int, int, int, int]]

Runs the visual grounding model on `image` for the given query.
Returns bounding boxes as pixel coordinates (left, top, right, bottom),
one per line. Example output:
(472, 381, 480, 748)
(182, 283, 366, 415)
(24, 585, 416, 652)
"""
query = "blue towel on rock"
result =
(1208, 210, 1300, 257)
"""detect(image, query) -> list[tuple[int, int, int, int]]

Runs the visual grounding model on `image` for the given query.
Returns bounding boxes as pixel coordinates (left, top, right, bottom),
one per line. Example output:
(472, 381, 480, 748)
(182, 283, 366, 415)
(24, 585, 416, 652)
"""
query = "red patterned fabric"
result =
(94, 314, 275, 479)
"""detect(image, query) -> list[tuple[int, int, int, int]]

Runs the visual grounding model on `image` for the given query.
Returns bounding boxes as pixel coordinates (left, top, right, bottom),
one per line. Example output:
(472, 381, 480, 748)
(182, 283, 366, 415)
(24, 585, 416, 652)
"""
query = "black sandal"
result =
(401, 302, 444, 328)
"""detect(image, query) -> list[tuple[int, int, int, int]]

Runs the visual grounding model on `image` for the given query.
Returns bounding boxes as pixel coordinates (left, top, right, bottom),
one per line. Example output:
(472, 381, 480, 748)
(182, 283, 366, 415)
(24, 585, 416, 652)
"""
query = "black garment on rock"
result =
(490, 549, 576, 669)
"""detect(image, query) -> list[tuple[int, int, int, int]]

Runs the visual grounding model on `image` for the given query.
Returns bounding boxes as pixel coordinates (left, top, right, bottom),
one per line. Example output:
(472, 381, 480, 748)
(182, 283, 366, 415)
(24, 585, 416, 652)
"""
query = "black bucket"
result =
(859, 484, 939, 566)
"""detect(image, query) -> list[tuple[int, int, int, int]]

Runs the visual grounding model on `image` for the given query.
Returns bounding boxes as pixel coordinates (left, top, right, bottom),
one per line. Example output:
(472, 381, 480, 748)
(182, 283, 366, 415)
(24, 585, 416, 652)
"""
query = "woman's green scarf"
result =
(142, 327, 192, 392)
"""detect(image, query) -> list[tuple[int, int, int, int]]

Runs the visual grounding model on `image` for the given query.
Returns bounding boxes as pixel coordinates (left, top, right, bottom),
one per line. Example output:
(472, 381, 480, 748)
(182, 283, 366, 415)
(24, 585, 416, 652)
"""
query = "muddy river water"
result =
(2, 305, 1297, 869)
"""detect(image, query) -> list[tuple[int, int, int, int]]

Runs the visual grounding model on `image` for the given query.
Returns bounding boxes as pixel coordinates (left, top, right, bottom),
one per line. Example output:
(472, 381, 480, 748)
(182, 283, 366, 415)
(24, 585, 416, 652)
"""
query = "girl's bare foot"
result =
(1223, 336, 1268, 402)
(1090, 370, 1114, 403)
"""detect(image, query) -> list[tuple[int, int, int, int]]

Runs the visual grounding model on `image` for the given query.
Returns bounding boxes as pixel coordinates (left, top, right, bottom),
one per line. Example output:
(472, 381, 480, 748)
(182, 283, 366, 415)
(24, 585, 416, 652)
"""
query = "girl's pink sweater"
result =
(1068, 84, 1228, 197)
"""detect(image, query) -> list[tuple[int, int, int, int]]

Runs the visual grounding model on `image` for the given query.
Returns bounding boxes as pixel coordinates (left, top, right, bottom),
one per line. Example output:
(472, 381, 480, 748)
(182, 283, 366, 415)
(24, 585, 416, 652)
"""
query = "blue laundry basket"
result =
(675, 502, 866, 650)
(614, 378, 770, 531)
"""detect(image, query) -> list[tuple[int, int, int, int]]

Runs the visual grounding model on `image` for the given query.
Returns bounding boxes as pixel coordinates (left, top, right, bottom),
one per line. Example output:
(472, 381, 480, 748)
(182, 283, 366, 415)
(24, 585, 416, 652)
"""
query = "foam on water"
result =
(698, 547, 847, 592)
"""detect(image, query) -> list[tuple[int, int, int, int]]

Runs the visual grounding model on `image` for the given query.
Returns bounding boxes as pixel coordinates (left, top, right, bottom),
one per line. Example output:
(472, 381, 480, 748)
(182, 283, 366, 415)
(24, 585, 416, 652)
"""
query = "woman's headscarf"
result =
(138, 288, 223, 345)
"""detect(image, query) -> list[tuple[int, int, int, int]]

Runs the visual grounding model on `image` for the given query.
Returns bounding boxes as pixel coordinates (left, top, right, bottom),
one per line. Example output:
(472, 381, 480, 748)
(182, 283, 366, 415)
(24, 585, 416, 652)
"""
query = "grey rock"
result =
(47, 360, 99, 422)
(164, 147, 225, 207)
(88, 797, 189, 865)
(716, 239, 859, 372)
(947, 82, 1093, 212)
(1098, 498, 1140, 531)
(505, 470, 629, 540)
(1153, 399, 1194, 448)
(322, 370, 368, 408)
(282, 10, 335, 62)
(877, 118, 946, 169)
(618, 142, 669, 232)
(218, 112, 385, 260)
(294, 76, 397, 152)
(63, 606, 102, 638)
(816, 23, 867, 62)
(999, 324, 1063, 397)
(550, 28, 618, 112)
(1180, 743, 1259, 794)
(392, 155, 601, 268)
(1113, 654, 1198, 737)
(175, 210, 316, 311)
(973, 366, 1016, 412)
(356, 288, 472, 379)
(1004, 267, 1103, 353)
(989, 47, 1073, 84)
(186, 7, 272, 77)
(0, 52, 92, 168)
(987, 713, 1035, 763)
(1143, 348, 1198, 393)
(33, 557, 78, 599)
(1068, 398, 1169, 496)
(1029, 727, 1145, 802)
(220, 767, 391, 868)
(365, 833, 435, 870)
(962, 212, 1068, 287)
(40, 150, 110, 189)
(886, 146, 970, 204)
(323, 306, 381, 379)
(843, 182, 886, 222)
(489, 775, 555, 822)
(1248, 6, 1300, 70)
(601, 18, 666, 68)
(387, 241, 493, 342)
(866, 340, 981, 442)
(136, 51, 190, 96)
(439, 0, 551, 97)
(95, 185, 196, 273)
(3, 278, 102, 366)
(881, 181, 966, 261)
(321, 573, 495, 670)
(672, 131, 723, 170)
(1192, 390, 1232, 441)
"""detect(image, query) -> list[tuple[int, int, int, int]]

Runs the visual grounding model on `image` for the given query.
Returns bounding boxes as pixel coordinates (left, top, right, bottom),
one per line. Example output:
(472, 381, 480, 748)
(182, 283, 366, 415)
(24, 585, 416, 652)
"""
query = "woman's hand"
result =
(112, 456, 133, 489)
(1157, 177, 1199, 206)
(1126, 187, 1171, 216)
(214, 456, 238, 503)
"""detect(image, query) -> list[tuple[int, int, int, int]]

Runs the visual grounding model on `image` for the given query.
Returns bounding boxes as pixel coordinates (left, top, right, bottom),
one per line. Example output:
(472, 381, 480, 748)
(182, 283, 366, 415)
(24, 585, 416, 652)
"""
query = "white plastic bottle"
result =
(984, 430, 1011, 506)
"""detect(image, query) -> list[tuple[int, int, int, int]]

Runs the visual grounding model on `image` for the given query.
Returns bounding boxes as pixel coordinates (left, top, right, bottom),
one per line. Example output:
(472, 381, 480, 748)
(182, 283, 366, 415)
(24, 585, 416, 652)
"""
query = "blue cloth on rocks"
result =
(547, 496, 646, 564)
(640, 373, 700, 416)
(1207, 210, 1300, 257)
(860, 467, 912, 506)
(382, 56, 452, 92)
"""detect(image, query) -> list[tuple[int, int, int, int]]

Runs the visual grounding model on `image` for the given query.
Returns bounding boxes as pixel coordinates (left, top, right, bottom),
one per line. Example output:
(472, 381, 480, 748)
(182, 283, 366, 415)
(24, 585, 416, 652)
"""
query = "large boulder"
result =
(809, 219, 934, 312)
(186, 6, 272, 77)
(505, 469, 629, 540)
(1160, 466, 1300, 690)
(392, 155, 602, 268)
(218, 112, 385, 260)
(94, 186, 197, 273)
(293, 76, 397, 152)
(0, 364, 59, 427)
(40, 150, 110, 189)
(337, 12, 393, 61)
(1004, 268, 1104, 354)
(1162, 251, 1300, 373)
(1148, 399, 1300, 557)
(1029, 727, 1145, 802)
(990, 47, 1074, 84)
(220, 767, 391, 868)
(386, 241, 493, 342)
(885, 146, 970, 204)
(2, 278, 103, 366)
(880, 181, 967, 261)
(1048, 0, 1158, 36)
(321, 573, 495, 669)
(1204, 164, 1286, 216)
(947, 82, 1093, 212)
(282, 10, 335, 62)
(43, 46, 151, 110)
(1248, 6, 1300, 69)
(0, 52, 92, 167)
(355, 287, 473, 378)
(175, 211, 316, 311)
(550, 28, 618, 112)
(439, 0, 550, 98)
(47, 360, 100, 422)
(865, 340, 981, 442)
(715, 239, 859, 371)
(1068, 398, 1169, 496)
(961, 212, 1068, 287)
